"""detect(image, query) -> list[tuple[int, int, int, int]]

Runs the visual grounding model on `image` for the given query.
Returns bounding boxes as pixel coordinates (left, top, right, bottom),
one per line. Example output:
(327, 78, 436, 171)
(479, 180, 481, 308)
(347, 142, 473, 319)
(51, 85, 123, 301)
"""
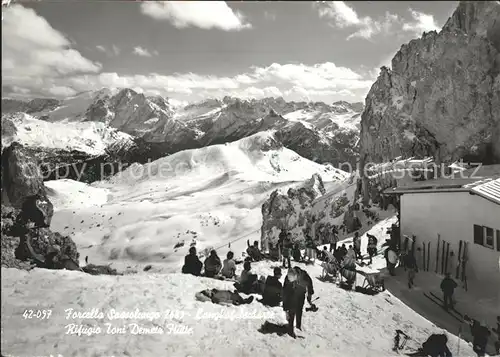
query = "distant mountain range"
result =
(2, 90, 364, 183)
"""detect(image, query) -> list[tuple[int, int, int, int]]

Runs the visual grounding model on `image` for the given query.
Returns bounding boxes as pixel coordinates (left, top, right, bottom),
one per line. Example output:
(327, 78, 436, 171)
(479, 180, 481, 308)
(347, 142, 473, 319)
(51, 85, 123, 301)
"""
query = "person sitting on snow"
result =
(346, 245, 356, 261)
(221, 251, 236, 279)
(203, 250, 222, 278)
(195, 288, 253, 306)
(182, 246, 202, 276)
(234, 261, 258, 294)
(318, 246, 328, 261)
(246, 240, 263, 261)
(259, 267, 283, 307)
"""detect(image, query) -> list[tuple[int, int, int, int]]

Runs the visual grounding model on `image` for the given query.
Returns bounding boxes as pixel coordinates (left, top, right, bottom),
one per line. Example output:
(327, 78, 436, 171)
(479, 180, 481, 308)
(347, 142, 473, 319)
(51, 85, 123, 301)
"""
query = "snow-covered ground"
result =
(1, 216, 476, 357)
(3, 112, 133, 156)
(1, 132, 480, 357)
(46, 131, 348, 273)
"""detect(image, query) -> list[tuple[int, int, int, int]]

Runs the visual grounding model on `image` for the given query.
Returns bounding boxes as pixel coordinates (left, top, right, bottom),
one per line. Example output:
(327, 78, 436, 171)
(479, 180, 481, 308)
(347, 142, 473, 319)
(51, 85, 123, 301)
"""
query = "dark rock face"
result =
(359, 1, 500, 167)
(1, 204, 79, 270)
(1, 206, 35, 270)
(0, 144, 81, 271)
(1, 143, 50, 213)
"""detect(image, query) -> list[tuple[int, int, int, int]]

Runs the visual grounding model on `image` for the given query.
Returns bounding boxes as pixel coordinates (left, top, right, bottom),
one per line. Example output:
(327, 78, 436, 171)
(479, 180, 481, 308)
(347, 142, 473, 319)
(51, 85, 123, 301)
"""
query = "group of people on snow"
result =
(182, 224, 499, 352)
(181, 236, 317, 338)
(182, 247, 314, 337)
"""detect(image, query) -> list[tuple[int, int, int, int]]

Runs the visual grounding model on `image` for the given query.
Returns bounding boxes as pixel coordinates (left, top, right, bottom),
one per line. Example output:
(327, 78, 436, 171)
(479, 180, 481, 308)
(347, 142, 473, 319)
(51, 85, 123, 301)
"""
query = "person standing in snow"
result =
(353, 232, 362, 260)
(203, 250, 222, 278)
(282, 233, 292, 268)
(330, 226, 339, 252)
(282, 267, 314, 338)
(304, 235, 317, 263)
(278, 229, 287, 260)
(469, 319, 491, 357)
(440, 273, 458, 311)
(405, 252, 418, 289)
(291, 243, 302, 262)
(221, 251, 236, 279)
(338, 244, 348, 261)
(268, 242, 280, 261)
(182, 246, 202, 276)
(366, 233, 378, 265)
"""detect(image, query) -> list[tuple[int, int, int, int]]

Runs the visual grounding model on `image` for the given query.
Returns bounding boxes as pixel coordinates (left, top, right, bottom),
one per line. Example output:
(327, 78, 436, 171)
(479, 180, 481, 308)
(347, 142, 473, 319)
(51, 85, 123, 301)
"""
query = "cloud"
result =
(1, 5, 374, 103)
(402, 9, 441, 35)
(249, 62, 373, 90)
(3, 61, 374, 103)
(2, 4, 101, 96)
(133, 46, 153, 57)
(95, 44, 120, 56)
(264, 11, 276, 21)
(140, 1, 251, 31)
(315, 1, 400, 40)
(111, 45, 120, 56)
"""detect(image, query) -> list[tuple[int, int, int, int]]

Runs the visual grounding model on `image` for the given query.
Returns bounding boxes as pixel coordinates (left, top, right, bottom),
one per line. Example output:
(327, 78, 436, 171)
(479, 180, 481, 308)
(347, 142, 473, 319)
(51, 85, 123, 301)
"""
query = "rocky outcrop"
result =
(0, 144, 81, 270)
(359, 1, 500, 168)
(260, 170, 394, 248)
(1, 200, 79, 270)
(1, 143, 52, 214)
(260, 174, 327, 247)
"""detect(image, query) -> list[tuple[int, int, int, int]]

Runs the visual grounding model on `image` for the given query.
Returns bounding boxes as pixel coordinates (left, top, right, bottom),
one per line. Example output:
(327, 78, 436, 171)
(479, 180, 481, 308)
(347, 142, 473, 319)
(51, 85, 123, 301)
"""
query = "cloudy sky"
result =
(2, 0, 457, 104)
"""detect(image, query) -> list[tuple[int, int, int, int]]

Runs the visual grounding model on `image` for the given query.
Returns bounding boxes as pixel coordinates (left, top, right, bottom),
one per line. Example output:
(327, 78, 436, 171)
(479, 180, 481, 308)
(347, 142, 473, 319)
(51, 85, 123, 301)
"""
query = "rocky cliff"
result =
(259, 173, 375, 248)
(359, 1, 500, 169)
(1, 143, 80, 270)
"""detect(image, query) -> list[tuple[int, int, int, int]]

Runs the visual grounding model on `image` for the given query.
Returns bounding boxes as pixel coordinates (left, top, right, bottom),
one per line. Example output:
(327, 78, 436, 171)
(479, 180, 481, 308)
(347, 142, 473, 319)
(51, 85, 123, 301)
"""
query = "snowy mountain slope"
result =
(0, 217, 475, 357)
(283, 103, 361, 132)
(33, 88, 121, 123)
(2, 90, 364, 166)
(1, 112, 134, 156)
(45, 131, 349, 272)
